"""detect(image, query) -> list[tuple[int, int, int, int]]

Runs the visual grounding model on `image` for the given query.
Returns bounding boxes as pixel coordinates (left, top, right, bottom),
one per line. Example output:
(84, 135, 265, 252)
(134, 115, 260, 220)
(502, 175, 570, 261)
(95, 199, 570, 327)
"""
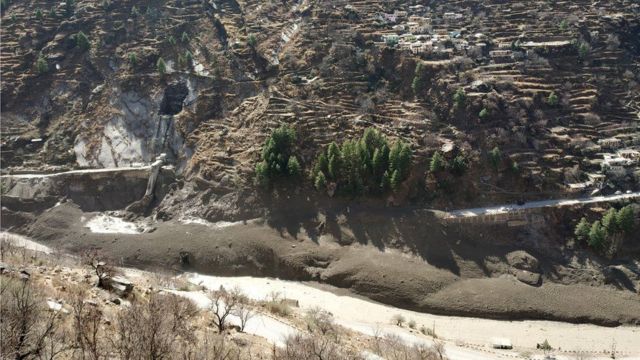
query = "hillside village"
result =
(0, 0, 638, 201)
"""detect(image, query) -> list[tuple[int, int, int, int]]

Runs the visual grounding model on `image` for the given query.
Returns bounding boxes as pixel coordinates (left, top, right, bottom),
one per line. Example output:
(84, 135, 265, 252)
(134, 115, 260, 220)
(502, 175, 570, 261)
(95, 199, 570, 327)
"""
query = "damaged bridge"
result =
(0, 155, 171, 212)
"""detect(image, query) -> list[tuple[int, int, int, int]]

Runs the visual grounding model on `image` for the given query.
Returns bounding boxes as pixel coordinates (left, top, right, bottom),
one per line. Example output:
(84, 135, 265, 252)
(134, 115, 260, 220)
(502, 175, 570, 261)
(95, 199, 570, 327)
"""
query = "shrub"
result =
(578, 43, 589, 59)
(453, 88, 466, 108)
(559, 20, 568, 31)
(266, 301, 291, 317)
(156, 57, 167, 75)
(385, 37, 398, 47)
(391, 314, 405, 326)
(305, 307, 335, 335)
(547, 91, 559, 106)
(247, 34, 257, 48)
(408, 319, 416, 329)
(36, 55, 48, 74)
(488, 146, 501, 170)
(131, 5, 139, 17)
(76, 31, 91, 51)
(479, 107, 489, 120)
(128, 52, 137, 68)
(450, 154, 468, 176)
(510, 160, 520, 173)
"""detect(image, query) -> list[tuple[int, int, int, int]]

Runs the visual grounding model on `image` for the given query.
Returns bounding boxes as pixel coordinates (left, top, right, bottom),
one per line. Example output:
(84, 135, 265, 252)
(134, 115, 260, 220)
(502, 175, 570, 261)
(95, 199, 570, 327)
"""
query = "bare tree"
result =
(114, 292, 197, 360)
(275, 334, 362, 360)
(190, 330, 243, 360)
(83, 250, 115, 289)
(305, 307, 335, 336)
(209, 287, 241, 332)
(233, 300, 254, 333)
(70, 290, 105, 360)
(0, 278, 62, 360)
(372, 334, 447, 360)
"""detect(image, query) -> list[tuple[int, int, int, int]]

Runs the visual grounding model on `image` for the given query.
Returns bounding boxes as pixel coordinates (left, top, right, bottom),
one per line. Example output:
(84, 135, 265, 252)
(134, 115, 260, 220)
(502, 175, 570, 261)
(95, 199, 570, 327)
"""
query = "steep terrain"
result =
(2, 0, 640, 329)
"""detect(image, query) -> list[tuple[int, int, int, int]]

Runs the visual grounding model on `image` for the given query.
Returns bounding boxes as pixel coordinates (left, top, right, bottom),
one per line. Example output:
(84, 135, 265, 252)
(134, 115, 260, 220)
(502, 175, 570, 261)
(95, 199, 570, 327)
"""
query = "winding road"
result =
(447, 192, 640, 218)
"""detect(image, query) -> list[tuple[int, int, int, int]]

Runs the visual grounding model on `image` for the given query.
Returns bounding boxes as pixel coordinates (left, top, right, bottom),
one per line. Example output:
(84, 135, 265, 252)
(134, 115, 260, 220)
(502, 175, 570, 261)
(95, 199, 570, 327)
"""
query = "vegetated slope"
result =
(2, 0, 639, 204)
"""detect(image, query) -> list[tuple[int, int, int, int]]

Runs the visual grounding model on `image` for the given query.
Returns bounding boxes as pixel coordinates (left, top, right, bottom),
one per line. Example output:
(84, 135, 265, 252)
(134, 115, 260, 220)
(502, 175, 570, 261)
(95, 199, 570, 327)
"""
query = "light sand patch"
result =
(1, 232, 53, 253)
(85, 214, 141, 234)
(186, 273, 640, 358)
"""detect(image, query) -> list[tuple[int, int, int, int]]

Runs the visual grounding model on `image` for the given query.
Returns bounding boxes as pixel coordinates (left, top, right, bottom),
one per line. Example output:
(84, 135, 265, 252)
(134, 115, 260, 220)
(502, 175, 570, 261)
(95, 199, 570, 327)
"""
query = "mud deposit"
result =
(12, 201, 640, 327)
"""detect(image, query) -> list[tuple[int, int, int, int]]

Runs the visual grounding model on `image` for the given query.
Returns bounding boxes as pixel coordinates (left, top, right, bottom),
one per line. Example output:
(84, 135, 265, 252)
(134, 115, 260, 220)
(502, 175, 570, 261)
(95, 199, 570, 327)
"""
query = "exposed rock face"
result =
(72, 83, 195, 169)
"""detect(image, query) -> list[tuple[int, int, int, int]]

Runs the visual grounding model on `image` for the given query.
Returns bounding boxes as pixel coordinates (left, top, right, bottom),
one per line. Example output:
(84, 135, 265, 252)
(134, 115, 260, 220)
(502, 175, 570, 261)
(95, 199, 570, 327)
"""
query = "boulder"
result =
(516, 270, 541, 286)
(506, 250, 540, 272)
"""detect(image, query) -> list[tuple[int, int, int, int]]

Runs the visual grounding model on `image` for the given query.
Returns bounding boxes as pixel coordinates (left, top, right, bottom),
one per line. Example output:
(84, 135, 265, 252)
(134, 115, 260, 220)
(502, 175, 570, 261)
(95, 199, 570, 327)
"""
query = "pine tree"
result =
(255, 161, 269, 187)
(574, 217, 590, 242)
(327, 142, 341, 180)
(313, 152, 328, 179)
(380, 170, 390, 192)
(157, 57, 167, 75)
(181, 31, 190, 43)
(588, 221, 607, 250)
(35, 8, 43, 20)
(36, 55, 48, 74)
(64, 0, 75, 17)
(616, 205, 635, 235)
(547, 91, 559, 106)
(411, 62, 425, 96)
(430, 151, 444, 173)
(287, 156, 300, 177)
(398, 143, 412, 179)
(314, 171, 327, 191)
(389, 142, 401, 173)
(601, 208, 618, 235)
(76, 31, 90, 51)
(390, 169, 401, 191)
